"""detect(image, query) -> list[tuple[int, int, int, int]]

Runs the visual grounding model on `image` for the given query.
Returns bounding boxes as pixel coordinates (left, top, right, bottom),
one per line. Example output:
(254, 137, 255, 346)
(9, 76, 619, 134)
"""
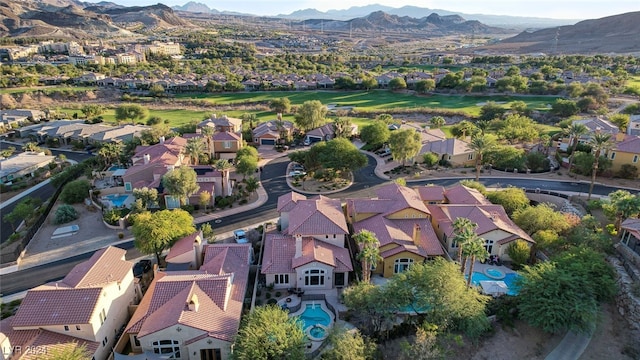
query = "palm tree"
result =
(564, 123, 588, 173)
(245, 176, 259, 195)
(468, 134, 496, 181)
(201, 126, 214, 162)
(452, 217, 478, 273)
(214, 159, 233, 197)
(464, 238, 490, 289)
(97, 142, 123, 168)
(184, 138, 205, 165)
(588, 133, 612, 200)
(353, 230, 381, 283)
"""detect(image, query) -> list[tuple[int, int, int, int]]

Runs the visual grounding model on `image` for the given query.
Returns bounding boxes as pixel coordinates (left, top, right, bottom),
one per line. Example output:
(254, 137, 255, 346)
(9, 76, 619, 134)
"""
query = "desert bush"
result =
(60, 179, 91, 204)
(54, 204, 78, 225)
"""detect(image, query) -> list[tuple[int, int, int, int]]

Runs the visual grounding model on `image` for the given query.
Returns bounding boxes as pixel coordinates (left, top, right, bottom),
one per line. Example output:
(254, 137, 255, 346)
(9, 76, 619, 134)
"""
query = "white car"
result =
(289, 170, 307, 177)
(234, 229, 248, 243)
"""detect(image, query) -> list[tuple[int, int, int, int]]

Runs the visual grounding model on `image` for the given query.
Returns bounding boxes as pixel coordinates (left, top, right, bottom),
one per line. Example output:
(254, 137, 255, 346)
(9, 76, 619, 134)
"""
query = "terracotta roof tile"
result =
(166, 231, 202, 262)
(261, 233, 296, 274)
(444, 185, 491, 205)
(415, 186, 446, 202)
(287, 196, 348, 236)
(613, 135, 640, 153)
(11, 288, 102, 327)
(277, 192, 306, 212)
(61, 246, 131, 288)
(291, 238, 353, 271)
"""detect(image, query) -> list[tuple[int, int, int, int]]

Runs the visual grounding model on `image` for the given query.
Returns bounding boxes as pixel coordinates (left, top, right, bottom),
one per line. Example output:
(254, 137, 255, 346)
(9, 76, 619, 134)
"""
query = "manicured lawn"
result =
(55, 107, 213, 127)
(0, 86, 97, 95)
(176, 90, 558, 117)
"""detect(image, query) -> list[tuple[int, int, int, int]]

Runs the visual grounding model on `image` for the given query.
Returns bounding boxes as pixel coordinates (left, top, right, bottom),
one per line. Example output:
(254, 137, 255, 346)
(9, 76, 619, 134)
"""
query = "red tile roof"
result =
(375, 183, 431, 216)
(415, 185, 446, 202)
(291, 238, 353, 272)
(353, 217, 443, 257)
(0, 319, 99, 360)
(428, 204, 533, 243)
(444, 185, 491, 205)
(261, 233, 296, 274)
(277, 192, 306, 213)
(212, 131, 241, 141)
(612, 135, 640, 153)
(201, 243, 252, 275)
(10, 247, 132, 328)
(125, 244, 250, 342)
(166, 231, 202, 262)
(287, 196, 348, 236)
(11, 288, 103, 327)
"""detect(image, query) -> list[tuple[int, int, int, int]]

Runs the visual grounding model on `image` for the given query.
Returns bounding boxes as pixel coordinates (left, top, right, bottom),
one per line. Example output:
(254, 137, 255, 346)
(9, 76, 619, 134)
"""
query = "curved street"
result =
(1, 152, 638, 296)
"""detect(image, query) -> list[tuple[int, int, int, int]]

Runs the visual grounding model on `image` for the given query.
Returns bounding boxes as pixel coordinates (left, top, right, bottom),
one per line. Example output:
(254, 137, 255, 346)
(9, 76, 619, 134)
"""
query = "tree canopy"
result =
(269, 97, 291, 114)
(317, 138, 367, 173)
(132, 209, 195, 264)
(513, 203, 572, 235)
(162, 166, 200, 206)
(115, 104, 148, 124)
(486, 187, 530, 215)
(321, 327, 376, 360)
(294, 100, 327, 131)
(359, 120, 390, 147)
(232, 305, 306, 360)
(388, 129, 421, 166)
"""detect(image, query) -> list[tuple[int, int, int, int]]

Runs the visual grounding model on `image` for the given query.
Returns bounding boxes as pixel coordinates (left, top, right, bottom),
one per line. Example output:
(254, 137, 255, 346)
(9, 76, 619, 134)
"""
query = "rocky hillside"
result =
(0, 0, 194, 39)
(302, 11, 506, 35)
(478, 11, 640, 54)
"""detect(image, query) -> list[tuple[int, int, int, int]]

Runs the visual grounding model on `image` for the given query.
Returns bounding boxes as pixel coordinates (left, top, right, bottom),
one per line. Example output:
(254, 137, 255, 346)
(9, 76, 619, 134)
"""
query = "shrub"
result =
(118, 232, 124, 239)
(275, 291, 282, 297)
(103, 209, 121, 225)
(507, 240, 531, 269)
(617, 164, 638, 179)
(60, 179, 91, 204)
(265, 292, 272, 299)
(180, 204, 195, 214)
(54, 204, 78, 224)
(422, 152, 439, 167)
(267, 299, 278, 305)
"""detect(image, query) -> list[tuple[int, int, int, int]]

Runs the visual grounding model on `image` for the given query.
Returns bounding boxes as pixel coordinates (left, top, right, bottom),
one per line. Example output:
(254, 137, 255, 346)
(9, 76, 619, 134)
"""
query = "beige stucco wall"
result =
(265, 272, 295, 289)
(381, 251, 426, 278)
(386, 208, 428, 220)
(295, 261, 334, 290)
(138, 324, 232, 359)
(310, 234, 345, 248)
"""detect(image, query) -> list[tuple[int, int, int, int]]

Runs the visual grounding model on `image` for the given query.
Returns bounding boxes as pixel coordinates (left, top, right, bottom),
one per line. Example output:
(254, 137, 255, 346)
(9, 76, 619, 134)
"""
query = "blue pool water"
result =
(108, 165, 125, 171)
(104, 194, 130, 207)
(470, 272, 521, 296)
(298, 304, 331, 330)
(486, 268, 505, 279)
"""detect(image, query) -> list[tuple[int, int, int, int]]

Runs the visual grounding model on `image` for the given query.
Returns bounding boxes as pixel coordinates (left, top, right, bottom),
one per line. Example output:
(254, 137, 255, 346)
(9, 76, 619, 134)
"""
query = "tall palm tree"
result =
(452, 217, 478, 273)
(464, 238, 490, 289)
(469, 134, 496, 181)
(353, 230, 381, 283)
(184, 138, 205, 165)
(97, 142, 123, 168)
(200, 126, 214, 162)
(588, 133, 612, 200)
(214, 159, 233, 197)
(564, 123, 588, 173)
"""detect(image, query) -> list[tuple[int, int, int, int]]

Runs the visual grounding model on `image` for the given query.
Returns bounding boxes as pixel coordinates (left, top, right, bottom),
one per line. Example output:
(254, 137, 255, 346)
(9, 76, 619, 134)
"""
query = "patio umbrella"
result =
(480, 280, 508, 296)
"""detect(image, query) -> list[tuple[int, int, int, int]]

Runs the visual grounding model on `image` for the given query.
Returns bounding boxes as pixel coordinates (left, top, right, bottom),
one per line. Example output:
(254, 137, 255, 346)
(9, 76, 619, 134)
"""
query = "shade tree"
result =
(132, 209, 195, 264)
(388, 129, 421, 166)
(294, 100, 327, 131)
(162, 166, 200, 206)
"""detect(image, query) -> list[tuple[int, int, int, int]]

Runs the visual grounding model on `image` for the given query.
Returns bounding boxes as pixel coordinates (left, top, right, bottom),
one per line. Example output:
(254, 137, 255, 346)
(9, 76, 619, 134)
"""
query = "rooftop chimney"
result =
(277, 113, 282, 121)
(295, 234, 303, 258)
(143, 154, 150, 164)
(159, 136, 165, 144)
(413, 224, 421, 242)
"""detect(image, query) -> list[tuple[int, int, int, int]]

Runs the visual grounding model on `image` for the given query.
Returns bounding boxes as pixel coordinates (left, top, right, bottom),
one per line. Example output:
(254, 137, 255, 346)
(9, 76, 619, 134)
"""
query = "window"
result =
(200, 349, 221, 360)
(223, 141, 231, 149)
(610, 152, 616, 160)
(485, 239, 494, 254)
(394, 258, 414, 274)
(133, 335, 140, 347)
(102, 336, 108, 347)
(64, 325, 69, 331)
(334, 272, 345, 287)
(152, 340, 181, 358)
(634, 155, 638, 163)
(99, 308, 106, 325)
(304, 269, 325, 286)
(468, 153, 473, 160)
(76, 325, 81, 331)
(275, 274, 289, 284)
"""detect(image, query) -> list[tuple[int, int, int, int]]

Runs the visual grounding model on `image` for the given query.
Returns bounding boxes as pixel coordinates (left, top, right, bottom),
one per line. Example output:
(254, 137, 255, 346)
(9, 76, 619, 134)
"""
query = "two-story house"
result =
(262, 193, 352, 290)
(252, 119, 294, 146)
(122, 136, 188, 192)
(607, 134, 640, 178)
(118, 243, 251, 360)
(346, 183, 445, 278)
(424, 185, 534, 261)
(0, 247, 137, 360)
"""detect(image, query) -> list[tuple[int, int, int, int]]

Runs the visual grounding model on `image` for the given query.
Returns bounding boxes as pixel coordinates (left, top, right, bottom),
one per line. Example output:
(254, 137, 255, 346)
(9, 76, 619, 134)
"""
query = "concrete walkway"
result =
(545, 331, 592, 360)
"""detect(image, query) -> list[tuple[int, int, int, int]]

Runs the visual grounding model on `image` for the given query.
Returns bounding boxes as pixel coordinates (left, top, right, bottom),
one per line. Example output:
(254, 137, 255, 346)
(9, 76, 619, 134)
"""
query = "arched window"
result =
(394, 258, 414, 274)
(152, 340, 181, 358)
(304, 269, 325, 286)
(485, 239, 494, 254)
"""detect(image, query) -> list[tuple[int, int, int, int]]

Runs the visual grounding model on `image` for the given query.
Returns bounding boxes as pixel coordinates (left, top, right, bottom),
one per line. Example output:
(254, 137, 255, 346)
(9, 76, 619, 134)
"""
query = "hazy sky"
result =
(100, 0, 639, 19)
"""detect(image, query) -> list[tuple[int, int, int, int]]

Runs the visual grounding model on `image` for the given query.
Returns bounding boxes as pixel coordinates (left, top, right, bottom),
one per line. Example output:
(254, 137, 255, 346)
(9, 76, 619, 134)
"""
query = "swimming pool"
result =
(295, 303, 332, 341)
(470, 272, 521, 296)
(485, 268, 506, 279)
(108, 165, 125, 171)
(104, 194, 131, 207)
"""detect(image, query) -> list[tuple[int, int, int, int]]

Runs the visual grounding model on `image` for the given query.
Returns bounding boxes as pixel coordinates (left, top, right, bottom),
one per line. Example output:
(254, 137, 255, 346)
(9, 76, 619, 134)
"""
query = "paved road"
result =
(0, 143, 93, 243)
(3, 151, 637, 296)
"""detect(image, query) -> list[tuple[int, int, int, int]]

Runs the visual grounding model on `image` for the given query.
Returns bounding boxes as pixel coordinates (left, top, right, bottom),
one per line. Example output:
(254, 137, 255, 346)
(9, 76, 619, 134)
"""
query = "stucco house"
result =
(607, 134, 640, 178)
(197, 115, 242, 134)
(252, 119, 294, 146)
(262, 193, 352, 290)
(165, 231, 204, 271)
(118, 243, 251, 360)
(419, 137, 475, 167)
(0, 247, 138, 360)
(427, 201, 534, 261)
(346, 183, 445, 278)
(122, 136, 189, 192)
(0, 151, 56, 184)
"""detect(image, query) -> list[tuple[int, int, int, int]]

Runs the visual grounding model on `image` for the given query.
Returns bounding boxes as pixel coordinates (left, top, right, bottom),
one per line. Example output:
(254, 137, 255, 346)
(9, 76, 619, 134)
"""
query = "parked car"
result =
(234, 229, 248, 244)
(291, 163, 305, 172)
(289, 170, 307, 177)
(133, 259, 152, 278)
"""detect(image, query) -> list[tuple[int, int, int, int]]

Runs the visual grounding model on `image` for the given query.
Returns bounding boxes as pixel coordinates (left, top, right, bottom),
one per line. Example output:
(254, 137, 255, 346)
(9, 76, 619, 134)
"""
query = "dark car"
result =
(133, 259, 152, 278)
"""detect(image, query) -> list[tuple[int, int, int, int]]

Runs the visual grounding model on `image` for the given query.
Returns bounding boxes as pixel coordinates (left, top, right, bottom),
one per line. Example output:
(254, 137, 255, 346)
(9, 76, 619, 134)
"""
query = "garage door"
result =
(260, 139, 276, 145)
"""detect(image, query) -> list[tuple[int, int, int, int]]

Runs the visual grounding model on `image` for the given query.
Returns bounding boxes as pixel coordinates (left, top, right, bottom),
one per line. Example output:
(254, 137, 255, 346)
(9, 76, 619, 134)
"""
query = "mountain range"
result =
(172, 2, 578, 30)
